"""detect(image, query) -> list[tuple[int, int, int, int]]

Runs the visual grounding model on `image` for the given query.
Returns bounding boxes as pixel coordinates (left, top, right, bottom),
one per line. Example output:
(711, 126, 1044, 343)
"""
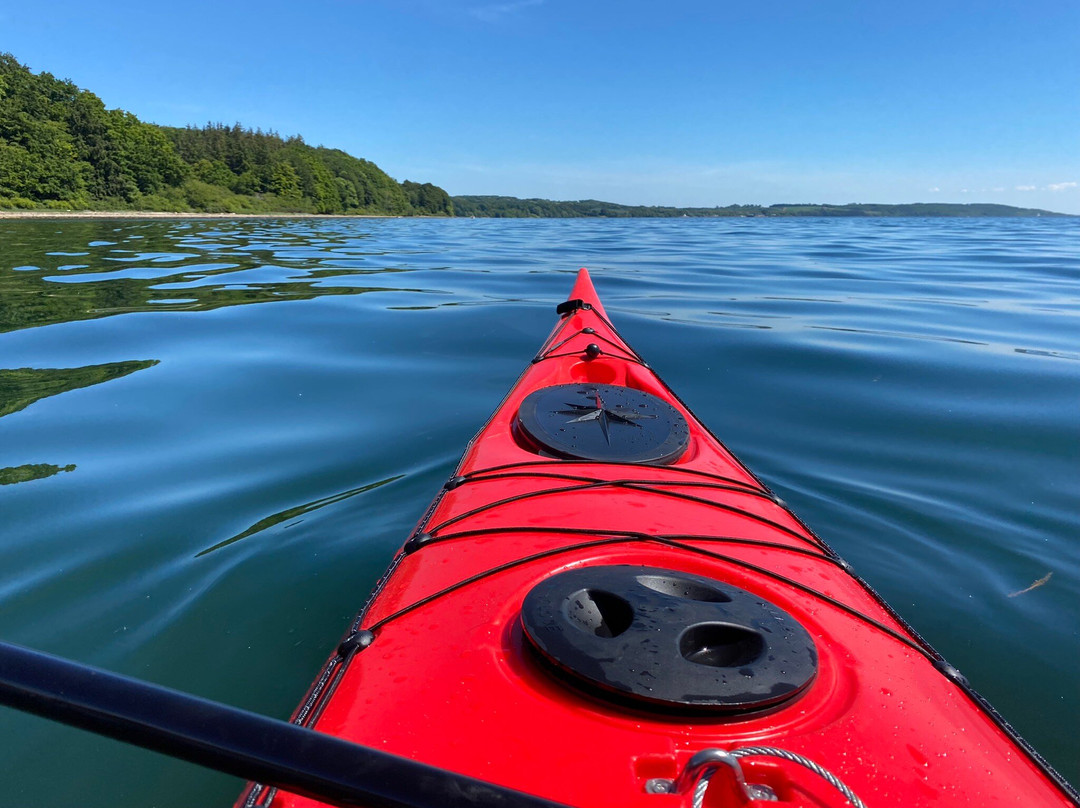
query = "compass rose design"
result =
(556, 388, 656, 445)
(516, 383, 689, 463)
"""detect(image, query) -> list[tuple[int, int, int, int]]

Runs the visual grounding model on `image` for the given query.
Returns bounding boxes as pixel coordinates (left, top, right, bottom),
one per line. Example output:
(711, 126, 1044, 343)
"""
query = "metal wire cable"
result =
(727, 746, 866, 808)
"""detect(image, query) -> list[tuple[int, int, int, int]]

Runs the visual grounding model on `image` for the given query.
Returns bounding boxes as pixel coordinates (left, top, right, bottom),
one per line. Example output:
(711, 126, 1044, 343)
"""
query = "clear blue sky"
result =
(3, 0, 1079, 212)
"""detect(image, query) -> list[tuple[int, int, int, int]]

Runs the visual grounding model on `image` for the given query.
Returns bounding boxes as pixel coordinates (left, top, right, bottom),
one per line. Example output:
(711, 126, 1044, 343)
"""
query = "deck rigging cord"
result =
(358, 527, 932, 659)
(424, 475, 821, 545)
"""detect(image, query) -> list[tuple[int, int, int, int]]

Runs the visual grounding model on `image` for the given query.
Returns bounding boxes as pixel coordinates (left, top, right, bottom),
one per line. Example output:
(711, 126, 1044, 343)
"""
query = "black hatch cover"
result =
(521, 565, 818, 714)
(516, 383, 689, 464)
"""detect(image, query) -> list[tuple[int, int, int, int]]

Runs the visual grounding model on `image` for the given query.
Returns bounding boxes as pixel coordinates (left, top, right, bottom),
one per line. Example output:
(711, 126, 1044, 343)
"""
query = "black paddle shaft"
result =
(0, 640, 570, 808)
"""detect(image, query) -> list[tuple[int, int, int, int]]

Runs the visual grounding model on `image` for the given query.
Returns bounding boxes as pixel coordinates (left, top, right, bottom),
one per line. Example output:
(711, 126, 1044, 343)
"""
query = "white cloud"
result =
(1046, 181, 1078, 192)
(929, 187, 941, 193)
(1015, 185, 1037, 191)
(992, 187, 1005, 192)
(470, 0, 542, 22)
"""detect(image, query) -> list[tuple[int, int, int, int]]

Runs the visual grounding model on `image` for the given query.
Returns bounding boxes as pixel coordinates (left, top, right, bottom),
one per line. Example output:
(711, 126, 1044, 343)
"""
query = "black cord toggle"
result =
(403, 532, 435, 554)
(337, 630, 375, 657)
(555, 299, 592, 316)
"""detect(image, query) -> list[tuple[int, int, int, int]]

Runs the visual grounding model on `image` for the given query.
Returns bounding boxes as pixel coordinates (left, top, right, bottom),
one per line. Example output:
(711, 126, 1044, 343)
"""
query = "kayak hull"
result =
(240, 269, 1076, 808)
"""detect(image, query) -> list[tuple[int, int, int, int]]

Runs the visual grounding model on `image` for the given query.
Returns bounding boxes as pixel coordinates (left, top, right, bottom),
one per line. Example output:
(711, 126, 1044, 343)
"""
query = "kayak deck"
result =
(241, 269, 1076, 808)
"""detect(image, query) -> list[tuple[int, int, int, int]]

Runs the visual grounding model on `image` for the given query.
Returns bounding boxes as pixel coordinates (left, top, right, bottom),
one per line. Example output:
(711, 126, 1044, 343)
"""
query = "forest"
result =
(0, 53, 453, 215)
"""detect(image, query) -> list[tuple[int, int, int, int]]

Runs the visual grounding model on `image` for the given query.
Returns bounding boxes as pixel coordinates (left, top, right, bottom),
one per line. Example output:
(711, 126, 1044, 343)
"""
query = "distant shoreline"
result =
(450, 197, 1073, 218)
(0, 204, 1073, 220)
(0, 211, 396, 220)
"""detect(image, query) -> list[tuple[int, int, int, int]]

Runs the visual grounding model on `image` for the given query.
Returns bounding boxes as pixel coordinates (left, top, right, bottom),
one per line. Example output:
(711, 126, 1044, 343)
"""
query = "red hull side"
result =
(241, 269, 1075, 808)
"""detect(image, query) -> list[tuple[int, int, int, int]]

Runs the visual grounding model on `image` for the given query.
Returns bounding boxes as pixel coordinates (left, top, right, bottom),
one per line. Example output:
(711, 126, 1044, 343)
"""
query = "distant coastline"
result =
(1, 201, 1071, 219)
(0, 210, 388, 220)
(450, 197, 1074, 219)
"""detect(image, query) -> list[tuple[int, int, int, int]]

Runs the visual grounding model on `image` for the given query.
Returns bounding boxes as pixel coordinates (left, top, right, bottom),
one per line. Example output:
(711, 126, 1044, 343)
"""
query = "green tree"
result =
(271, 160, 302, 200)
(402, 180, 454, 215)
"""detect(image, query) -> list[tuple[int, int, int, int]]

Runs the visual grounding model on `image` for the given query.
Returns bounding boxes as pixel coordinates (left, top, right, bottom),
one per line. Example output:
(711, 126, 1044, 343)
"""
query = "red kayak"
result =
(238, 269, 1076, 808)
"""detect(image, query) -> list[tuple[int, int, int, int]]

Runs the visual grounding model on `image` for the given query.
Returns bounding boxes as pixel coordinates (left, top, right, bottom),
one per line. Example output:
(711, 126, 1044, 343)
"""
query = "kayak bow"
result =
(240, 269, 1076, 808)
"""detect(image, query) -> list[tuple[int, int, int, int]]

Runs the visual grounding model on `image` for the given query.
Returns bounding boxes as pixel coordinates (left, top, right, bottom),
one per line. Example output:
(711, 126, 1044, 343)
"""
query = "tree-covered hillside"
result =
(0, 54, 452, 215)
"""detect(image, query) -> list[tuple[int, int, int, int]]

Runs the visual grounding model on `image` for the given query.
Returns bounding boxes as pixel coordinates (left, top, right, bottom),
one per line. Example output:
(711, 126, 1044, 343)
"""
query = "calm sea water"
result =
(0, 216, 1077, 804)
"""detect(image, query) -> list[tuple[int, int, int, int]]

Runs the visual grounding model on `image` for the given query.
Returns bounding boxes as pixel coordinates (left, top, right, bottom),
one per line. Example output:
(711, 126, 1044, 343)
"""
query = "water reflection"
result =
(0, 463, 76, 485)
(0, 219, 421, 334)
(0, 360, 158, 418)
(196, 475, 405, 556)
